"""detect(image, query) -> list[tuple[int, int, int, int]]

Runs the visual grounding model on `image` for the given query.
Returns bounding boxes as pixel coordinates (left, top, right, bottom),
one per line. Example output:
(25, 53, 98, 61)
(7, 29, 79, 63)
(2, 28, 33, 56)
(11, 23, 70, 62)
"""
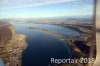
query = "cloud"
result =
(0, 0, 79, 9)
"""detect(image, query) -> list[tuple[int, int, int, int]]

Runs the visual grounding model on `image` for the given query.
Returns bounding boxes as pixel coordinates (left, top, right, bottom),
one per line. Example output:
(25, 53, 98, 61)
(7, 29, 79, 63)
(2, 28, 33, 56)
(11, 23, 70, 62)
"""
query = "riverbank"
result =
(0, 22, 27, 66)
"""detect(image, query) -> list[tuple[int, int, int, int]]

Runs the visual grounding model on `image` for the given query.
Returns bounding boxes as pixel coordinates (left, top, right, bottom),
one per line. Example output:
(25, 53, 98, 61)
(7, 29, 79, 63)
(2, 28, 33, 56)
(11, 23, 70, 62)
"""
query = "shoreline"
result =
(0, 22, 96, 66)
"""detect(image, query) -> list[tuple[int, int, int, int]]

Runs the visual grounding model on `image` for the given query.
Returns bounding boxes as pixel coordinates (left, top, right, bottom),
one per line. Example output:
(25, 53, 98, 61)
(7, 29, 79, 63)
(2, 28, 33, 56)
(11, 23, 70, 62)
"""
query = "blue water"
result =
(14, 23, 79, 66)
(15, 23, 80, 37)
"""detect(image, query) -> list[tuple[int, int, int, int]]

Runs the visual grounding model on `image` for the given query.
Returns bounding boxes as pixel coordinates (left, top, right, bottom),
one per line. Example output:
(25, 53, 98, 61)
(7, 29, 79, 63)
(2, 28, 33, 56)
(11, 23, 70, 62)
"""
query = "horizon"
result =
(0, 15, 93, 20)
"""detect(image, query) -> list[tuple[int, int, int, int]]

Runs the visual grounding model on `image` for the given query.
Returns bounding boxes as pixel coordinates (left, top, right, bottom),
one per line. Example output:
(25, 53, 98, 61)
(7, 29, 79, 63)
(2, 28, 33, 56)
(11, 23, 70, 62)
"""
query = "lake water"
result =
(15, 23, 80, 66)
(0, 58, 4, 66)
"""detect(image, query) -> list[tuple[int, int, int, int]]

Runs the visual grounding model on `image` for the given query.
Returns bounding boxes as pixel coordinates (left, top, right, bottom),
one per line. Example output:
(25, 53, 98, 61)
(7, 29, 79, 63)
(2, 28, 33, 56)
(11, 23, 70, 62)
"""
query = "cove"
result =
(14, 23, 80, 66)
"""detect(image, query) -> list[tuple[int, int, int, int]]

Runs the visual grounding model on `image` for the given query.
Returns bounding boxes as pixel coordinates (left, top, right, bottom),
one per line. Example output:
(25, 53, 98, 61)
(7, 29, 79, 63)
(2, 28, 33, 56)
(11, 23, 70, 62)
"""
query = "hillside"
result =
(0, 22, 27, 66)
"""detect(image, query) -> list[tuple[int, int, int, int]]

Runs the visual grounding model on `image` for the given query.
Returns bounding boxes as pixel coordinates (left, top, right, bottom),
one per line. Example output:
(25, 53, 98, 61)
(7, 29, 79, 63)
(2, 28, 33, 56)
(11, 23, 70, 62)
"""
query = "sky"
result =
(0, 0, 94, 19)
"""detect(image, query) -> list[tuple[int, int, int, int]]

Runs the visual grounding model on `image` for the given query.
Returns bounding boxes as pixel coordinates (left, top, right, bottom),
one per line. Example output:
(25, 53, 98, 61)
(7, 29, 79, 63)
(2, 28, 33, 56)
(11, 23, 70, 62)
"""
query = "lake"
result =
(14, 23, 80, 66)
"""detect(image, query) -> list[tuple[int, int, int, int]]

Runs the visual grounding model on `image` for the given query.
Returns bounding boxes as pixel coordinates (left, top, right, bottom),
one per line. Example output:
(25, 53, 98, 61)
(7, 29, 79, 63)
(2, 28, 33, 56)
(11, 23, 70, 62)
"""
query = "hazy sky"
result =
(0, 0, 94, 19)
